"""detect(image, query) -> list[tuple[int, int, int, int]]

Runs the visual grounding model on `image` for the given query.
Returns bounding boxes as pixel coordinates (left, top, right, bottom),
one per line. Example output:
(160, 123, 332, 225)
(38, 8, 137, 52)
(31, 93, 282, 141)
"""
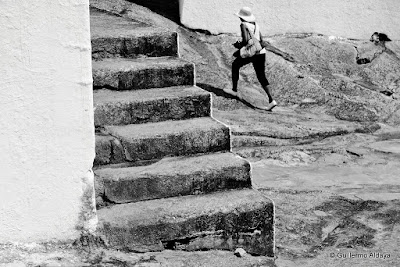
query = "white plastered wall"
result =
(0, 0, 96, 243)
(180, 0, 400, 40)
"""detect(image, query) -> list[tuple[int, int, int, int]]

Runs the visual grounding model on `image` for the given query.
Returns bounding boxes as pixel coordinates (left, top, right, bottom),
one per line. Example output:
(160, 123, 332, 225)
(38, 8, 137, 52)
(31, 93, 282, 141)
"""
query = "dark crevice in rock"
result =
(161, 229, 267, 255)
(120, 39, 129, 57)
(108, 140, 117, 162)
(356, 57, 371, 65)
(96, 184, 118, 209)
(101, 193, 118, 206)
(112, 138, 133, 162)
(307, 40, 323, 49)
(345, 149, 364, 157)
(380, 90, 394, 97)
(233, 129, 351, 141)
(354, 46, 367, 65)
(232, 131, 298, 139)
(94, 84, 120, 90)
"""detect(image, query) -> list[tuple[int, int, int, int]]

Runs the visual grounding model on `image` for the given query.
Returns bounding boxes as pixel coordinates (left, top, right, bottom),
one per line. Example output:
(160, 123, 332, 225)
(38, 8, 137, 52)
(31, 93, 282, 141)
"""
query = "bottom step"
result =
(97, 189, 274, 256)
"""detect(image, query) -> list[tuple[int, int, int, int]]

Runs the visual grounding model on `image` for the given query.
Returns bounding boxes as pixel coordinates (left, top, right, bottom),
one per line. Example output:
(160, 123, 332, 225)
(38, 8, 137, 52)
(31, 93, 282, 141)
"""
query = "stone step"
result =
(90, 7, 178, 59)
(97, 188, 274, 256)
(95, 117, 230, 164)
(94, 86, 210, 126)
(95, 152, 251, 205)
(92, 57, 194, 90)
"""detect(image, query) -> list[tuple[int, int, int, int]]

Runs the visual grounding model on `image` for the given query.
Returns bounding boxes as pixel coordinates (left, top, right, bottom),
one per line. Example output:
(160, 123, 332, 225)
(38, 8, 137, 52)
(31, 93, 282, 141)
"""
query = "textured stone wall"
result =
(0, 1, 96, 243)
(180, 0, 400, 39)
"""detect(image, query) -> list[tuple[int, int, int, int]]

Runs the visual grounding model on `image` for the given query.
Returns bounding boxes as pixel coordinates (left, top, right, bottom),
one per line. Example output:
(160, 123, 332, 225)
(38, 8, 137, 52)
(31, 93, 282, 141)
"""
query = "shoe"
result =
(223, 88, 238, 97)
(264, 100, 277, 111)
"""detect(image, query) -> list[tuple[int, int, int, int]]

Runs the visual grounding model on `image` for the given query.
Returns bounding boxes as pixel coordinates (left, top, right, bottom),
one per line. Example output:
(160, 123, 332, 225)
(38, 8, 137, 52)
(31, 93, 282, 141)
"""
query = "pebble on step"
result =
(234, 248, 247, 257)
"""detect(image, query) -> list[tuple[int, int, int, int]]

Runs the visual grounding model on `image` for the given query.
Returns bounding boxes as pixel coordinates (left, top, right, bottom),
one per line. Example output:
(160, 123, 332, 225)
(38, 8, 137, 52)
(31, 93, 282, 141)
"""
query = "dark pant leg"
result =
(232, 53, 252, 91)
(252, 54, 269, 87)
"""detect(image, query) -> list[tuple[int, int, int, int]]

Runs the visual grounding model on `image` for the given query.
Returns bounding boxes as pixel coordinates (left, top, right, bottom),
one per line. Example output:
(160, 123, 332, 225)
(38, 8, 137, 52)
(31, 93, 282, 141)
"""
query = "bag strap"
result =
(244, 23, 257, 40)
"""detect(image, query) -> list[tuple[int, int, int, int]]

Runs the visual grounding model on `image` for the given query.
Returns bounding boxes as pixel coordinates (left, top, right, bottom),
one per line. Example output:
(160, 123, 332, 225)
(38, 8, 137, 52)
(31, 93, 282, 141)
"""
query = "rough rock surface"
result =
(174, 29, 400, 125)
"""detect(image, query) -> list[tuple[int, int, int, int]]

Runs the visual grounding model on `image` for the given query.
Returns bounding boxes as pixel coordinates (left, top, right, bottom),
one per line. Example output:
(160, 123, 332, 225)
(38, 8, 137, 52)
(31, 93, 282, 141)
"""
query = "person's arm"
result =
(259, 29, 272, 48)
(259, 32, 267, 47)
(259, 30, 296, 62)
(240, 23, 250, 45)
(233, 23, 249, 48)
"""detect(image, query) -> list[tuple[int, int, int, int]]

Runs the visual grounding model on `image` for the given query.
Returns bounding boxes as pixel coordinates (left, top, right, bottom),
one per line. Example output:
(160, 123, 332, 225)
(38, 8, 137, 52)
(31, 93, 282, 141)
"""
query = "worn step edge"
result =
(94, 152, 251, 205)
(97, 117, 230, 163)
(97, 188, 274, 256)
(91, 32, 178, 59)
(94, 86, 210, 126)
(92, 57, 195, 90)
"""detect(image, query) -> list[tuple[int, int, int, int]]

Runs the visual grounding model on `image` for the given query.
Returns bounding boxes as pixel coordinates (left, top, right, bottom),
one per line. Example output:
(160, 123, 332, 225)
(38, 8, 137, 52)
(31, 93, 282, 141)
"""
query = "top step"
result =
(90, 8, 178, 59)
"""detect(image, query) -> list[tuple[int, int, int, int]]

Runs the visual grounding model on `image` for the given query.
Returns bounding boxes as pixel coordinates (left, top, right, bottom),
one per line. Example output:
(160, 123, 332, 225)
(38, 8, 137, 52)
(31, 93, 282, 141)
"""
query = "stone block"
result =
(94, 86, 210, 126)
(90, 7, 178, 59)
(95, 152, 251, 203)
(104, 117, 230, 161)
(97, 189, 274, 256)
(92, 58, 194, 90)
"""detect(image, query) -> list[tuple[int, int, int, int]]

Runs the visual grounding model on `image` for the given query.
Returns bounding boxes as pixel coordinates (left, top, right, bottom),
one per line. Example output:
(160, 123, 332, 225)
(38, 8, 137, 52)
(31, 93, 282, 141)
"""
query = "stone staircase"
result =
(90, 7, 274, 256)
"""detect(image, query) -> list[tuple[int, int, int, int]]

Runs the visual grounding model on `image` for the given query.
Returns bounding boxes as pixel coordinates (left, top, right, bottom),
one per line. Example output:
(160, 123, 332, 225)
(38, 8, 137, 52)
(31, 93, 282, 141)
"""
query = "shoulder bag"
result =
(240, 23, 263, 58)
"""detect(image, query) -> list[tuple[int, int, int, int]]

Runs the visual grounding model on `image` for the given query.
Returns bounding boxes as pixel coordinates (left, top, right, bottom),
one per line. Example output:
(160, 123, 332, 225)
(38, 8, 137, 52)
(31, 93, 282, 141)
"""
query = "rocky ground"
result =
(166, 4, 400, 265)
(2, 1, 399, 266)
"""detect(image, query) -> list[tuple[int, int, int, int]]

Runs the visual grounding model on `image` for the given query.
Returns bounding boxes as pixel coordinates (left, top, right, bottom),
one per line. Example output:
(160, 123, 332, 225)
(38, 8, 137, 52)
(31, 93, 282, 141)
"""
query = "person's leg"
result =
(263, 84, 273, 103)
(232, 54, 251, 92)
(252, 54, 273, 103)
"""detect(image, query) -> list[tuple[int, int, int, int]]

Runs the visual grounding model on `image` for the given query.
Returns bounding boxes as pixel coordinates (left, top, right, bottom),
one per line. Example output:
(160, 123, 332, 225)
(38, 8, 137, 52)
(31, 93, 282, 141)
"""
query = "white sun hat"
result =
(235, 7, 256, 22)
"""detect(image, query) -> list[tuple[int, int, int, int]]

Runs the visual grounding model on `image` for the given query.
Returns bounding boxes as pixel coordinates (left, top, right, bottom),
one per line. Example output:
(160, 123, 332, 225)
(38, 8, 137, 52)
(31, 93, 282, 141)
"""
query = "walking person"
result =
(229, 6, 277, 111)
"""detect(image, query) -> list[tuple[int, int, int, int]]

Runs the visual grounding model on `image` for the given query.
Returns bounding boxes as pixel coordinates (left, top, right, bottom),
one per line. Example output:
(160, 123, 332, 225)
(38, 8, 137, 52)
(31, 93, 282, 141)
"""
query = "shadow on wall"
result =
(128, 0, 180, 23)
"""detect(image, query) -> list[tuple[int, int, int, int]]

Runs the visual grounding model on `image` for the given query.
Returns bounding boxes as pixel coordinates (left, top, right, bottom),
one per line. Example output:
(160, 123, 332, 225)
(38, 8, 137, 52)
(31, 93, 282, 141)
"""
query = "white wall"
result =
(0, 1, 96, 243)
(180, 0, 400, 40)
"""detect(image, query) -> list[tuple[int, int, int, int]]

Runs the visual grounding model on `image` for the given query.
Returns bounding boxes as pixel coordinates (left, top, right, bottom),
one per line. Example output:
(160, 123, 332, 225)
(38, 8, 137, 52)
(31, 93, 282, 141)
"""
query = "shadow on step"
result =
(127, 0, 180, 23)
(197, 83, 259, 109)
